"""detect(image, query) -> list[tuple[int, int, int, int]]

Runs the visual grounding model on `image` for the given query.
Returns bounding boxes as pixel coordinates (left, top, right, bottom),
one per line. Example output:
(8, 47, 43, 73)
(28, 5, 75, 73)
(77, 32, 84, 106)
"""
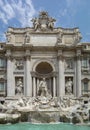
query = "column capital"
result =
(25, 49, 31, 60)
(76, 49, 81, 56)
(26, 55, 31, 60)
(57, 50, 64, 60)
(5, 49, 14, 61)
(5, 54, 13, 61)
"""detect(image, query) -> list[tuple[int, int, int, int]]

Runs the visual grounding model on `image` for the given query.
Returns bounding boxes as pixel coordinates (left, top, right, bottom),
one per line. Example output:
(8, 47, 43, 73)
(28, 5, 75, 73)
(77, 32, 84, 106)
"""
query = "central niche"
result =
(36, 62, 53, 74)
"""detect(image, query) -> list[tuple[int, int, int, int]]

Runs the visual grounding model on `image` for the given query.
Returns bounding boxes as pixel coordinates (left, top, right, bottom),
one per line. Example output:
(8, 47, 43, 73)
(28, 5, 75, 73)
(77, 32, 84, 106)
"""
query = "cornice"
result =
(4, 43, 14, 50)
(31, 71, 57, 78)
(29, 29, 60, 34)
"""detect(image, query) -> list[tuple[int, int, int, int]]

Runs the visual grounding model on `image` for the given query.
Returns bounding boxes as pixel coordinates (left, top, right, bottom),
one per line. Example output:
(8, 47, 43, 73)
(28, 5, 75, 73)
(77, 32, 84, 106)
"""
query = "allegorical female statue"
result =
(65, 78, 73, 95)
(15, 78, 23, 95)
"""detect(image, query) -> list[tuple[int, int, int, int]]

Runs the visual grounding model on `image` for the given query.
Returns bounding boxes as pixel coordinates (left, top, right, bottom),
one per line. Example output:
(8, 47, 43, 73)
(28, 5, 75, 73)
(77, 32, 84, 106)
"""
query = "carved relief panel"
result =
(15, 59, 24, 70)
(15, 34, 24, 44)
(65, 58, 74, 70)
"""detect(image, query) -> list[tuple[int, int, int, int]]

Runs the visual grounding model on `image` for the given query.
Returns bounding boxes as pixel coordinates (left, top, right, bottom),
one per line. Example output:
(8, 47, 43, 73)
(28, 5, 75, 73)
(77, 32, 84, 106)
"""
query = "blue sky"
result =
(0, 0, 90, 42)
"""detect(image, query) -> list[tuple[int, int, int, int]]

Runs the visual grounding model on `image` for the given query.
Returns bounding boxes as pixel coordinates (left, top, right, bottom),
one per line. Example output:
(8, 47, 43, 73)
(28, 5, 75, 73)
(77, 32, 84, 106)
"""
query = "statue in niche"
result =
(15, 60, 24, 70)
(25, 32, 30, 43)
(37, 78, 51, 98)
(15, 78, 23, 95)
(65, 78, 73, 95)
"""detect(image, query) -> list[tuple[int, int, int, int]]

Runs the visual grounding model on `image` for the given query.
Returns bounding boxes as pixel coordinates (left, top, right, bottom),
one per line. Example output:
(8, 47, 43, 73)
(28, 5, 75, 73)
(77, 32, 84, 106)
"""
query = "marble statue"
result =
(65, 78, 73, 95)
(31, 17, 40, 31)
(0, 95, 89, 124)
(38, 78, 49, 97)
(7, 34, 11, 43)
(31, 11, 56, 31)
(48, 17, 56, 30)
(37, 78, 52, 106)
(25, 32, 30, 43)
(15, 78, 23, 95)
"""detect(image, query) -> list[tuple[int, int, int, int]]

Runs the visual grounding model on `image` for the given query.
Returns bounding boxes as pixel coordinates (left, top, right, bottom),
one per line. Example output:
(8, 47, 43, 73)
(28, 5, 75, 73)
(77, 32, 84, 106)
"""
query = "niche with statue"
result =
(15, 77, 24, 96)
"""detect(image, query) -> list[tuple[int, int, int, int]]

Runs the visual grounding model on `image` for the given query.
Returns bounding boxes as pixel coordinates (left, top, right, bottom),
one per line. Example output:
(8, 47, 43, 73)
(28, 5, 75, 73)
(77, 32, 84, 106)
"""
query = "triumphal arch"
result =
(0, 11, 90, 98)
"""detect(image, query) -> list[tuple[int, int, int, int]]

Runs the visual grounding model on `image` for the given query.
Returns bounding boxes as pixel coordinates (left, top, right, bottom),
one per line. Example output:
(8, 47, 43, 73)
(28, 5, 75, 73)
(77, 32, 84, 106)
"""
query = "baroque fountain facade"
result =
(0, 11, 90, 124)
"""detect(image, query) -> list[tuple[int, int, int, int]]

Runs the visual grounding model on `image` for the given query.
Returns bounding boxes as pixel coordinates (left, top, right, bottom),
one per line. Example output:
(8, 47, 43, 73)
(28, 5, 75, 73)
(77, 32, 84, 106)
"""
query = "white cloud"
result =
(0, 0, 36, 27)
(0, 11, 8, 24)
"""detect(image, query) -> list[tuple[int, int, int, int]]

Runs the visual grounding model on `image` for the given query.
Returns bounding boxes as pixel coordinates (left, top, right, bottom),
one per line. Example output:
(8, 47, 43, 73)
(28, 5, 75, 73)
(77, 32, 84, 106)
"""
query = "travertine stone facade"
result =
(0, 11, 90, 98)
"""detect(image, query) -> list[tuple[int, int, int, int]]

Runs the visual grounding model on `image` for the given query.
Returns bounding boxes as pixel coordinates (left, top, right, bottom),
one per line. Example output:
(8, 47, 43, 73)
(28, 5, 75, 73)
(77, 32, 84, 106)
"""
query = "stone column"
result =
(7, 55, 14, 96)
(25, 50, 32, 97)
(33, 77, 36, 97)
(58, 50, 65, 96)
(76, 50, 81, 97)
(37, 78, 39, 95)
(73, 58, 77, 96)
(53, 77, 56, 97)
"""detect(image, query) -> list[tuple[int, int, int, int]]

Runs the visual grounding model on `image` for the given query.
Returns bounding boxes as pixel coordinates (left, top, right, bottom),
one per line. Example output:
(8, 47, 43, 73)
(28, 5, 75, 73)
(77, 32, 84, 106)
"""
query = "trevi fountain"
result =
(0, 11, 90, 129)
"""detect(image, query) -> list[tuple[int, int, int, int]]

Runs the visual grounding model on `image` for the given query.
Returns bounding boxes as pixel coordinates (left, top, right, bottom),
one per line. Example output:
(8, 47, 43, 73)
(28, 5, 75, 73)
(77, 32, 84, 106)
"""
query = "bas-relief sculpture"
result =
(65, 59, 73, 70)
(15, 60, 24, 70)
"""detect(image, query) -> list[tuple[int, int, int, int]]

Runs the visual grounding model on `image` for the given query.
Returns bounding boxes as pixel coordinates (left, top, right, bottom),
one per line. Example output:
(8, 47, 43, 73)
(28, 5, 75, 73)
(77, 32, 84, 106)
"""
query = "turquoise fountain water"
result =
(0, 123, 89, 130)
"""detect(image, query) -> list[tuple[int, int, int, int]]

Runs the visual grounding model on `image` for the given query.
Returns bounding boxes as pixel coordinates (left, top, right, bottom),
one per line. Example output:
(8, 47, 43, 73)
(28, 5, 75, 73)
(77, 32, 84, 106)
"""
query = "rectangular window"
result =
(0, 83, 4, 91)
(84, 82, 88, 92)
(82, 58, 88, 68)
(0, 59, 6, 68)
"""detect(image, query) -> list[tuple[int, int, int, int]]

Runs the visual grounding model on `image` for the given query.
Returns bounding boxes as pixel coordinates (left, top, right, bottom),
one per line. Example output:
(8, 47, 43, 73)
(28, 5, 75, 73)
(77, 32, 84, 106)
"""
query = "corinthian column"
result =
(7, 51, 14, 96)
(25, 50, 32, 97)
(53, 76, 56, 97)
(76, 51, 81, 97)
(33, 77, 36, 97)
(58, 50, 65, 96)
